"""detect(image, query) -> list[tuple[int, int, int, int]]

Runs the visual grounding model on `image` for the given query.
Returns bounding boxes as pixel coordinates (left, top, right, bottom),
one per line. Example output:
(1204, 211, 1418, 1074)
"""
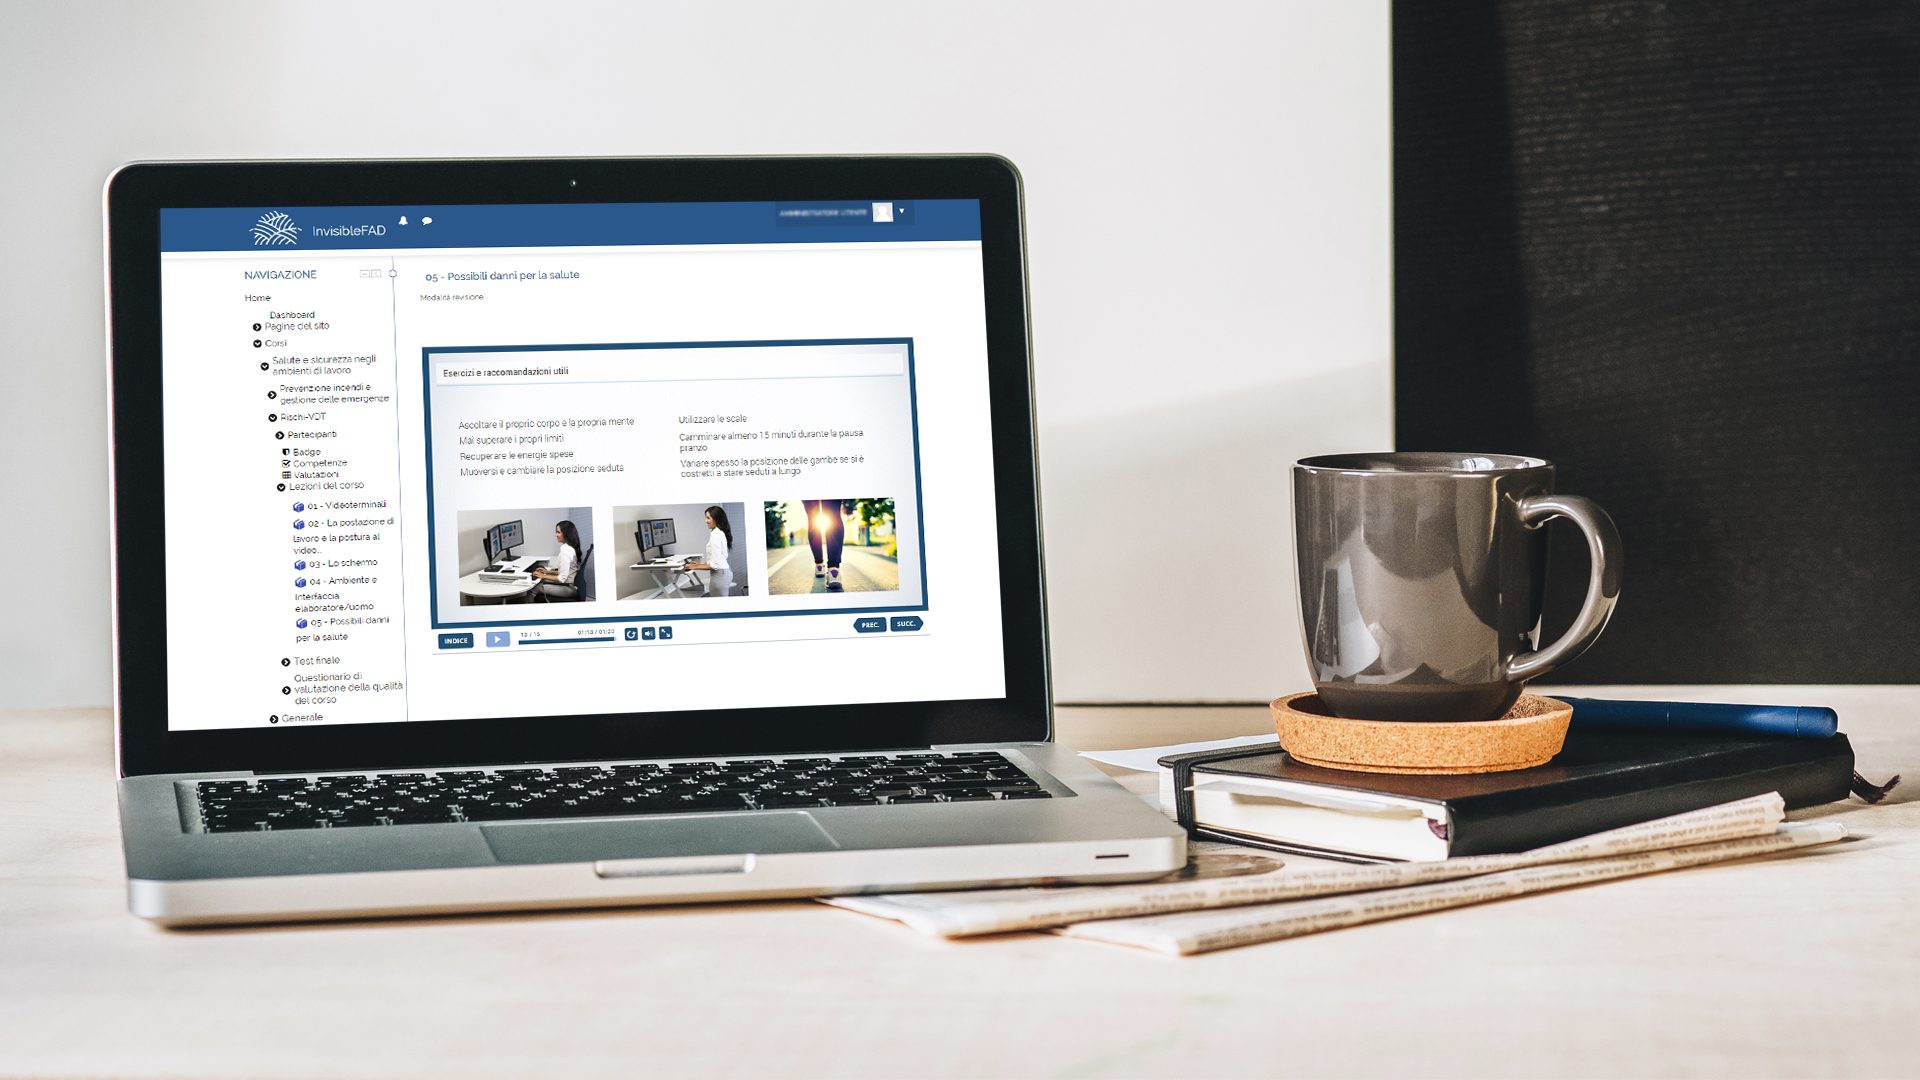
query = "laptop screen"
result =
(155, 200, 1006, 732)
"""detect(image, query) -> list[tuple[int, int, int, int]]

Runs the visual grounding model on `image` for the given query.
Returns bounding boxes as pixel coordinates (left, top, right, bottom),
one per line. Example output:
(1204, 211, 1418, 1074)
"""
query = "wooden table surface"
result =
(1, 686, 1914, 1079)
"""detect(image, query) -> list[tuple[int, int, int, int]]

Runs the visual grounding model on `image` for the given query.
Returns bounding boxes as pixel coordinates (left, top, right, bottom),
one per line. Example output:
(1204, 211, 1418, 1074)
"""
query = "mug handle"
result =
(1506, 494, 1623, 683)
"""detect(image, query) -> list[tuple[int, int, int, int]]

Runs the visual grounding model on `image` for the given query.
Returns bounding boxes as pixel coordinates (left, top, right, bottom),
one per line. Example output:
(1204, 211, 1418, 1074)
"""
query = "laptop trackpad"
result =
(480, 812, 838, 866)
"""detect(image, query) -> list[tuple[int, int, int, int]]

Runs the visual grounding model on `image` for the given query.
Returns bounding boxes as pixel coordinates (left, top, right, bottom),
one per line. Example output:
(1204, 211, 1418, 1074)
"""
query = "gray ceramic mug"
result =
(1292, 453, 1622, 722)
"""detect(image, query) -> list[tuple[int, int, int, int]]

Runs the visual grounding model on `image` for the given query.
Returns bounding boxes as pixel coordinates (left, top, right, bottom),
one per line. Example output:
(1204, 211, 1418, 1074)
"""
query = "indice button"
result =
(853, 617, 887, 634)
(890, 615, 925, 632)
(438, 633, 475, 650)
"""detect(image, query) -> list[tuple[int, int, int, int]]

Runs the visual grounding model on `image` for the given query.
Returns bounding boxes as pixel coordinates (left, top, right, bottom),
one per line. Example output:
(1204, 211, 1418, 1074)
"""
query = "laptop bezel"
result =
(107, 155, 1050, 778)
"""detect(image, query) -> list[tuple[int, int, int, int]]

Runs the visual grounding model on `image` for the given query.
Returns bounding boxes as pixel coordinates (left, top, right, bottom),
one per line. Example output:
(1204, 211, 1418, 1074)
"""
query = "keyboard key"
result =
(254, 779, 311, 792)
(755, 794, 827, 808)
(914, 779, 1000, 793)
(662, 796, 751, 813)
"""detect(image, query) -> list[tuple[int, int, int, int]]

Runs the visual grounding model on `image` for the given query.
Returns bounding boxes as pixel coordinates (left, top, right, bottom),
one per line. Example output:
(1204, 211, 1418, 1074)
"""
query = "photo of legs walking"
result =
(765, 499, 899, 595)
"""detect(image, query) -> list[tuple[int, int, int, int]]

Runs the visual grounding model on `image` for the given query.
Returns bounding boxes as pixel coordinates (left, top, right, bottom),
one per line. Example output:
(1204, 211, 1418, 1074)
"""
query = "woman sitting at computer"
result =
(530, 520, 584, 601)
(680, 506, 734, 597)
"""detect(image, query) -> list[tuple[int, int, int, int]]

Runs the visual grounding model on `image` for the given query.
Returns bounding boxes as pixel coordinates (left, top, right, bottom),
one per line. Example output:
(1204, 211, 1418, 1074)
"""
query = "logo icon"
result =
(251, 211, 301, 246)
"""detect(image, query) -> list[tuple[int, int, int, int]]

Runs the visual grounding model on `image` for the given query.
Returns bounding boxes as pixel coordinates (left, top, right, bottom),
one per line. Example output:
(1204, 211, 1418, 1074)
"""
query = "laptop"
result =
(105, 155, 1187, 925)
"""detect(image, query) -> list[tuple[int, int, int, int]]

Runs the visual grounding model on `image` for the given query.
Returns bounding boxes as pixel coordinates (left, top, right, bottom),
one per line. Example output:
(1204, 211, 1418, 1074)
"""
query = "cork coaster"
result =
(1271, 692, 1571, 774)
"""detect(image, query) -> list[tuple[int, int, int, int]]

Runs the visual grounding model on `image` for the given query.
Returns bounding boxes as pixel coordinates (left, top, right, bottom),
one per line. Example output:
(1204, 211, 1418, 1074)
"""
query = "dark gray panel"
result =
(1393, 1, 1920, 683)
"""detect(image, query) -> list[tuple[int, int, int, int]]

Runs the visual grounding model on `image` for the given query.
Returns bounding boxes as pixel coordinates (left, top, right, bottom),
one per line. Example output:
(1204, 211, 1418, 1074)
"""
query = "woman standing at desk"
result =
(530, 520, 583, 600)
(681, 506, 734, 597)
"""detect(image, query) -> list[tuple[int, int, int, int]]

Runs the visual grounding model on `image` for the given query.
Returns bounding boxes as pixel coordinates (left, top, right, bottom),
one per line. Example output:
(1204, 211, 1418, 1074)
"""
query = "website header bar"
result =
(161, 199, 980, 253)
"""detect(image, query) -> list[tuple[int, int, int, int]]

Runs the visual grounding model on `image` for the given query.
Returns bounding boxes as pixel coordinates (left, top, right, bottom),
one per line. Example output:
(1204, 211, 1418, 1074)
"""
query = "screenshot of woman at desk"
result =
(531, 521, 583, 601)
(682, 506, 734, 597)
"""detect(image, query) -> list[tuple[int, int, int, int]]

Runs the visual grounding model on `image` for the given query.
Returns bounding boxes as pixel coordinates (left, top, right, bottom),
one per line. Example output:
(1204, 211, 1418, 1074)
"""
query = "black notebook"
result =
(1158, 729, 1854, 862)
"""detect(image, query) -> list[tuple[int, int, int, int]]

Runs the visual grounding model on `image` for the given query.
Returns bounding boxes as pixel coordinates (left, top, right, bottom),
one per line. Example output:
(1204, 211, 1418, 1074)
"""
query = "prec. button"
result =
(890, 615, 925, 632)
(438, 632, 475, 649)
(853, 617, 888, 634)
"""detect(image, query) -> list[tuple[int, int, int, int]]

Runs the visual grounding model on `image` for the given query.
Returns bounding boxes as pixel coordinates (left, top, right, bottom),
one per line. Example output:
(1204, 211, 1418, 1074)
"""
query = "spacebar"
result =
(460, 798, 746, 821)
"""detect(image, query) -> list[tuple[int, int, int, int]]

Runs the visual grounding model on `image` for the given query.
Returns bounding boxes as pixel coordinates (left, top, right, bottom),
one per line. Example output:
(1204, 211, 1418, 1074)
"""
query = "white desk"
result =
(455, 554, 553, 603)
(625, 558, 705, 599)
(0, 685, 1913, 1078)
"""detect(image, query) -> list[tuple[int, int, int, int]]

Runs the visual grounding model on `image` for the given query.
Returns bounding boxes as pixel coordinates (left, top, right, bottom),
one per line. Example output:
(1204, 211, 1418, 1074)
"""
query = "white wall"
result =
(612, 519, 645, 602)
(0, 0, 1389, 708)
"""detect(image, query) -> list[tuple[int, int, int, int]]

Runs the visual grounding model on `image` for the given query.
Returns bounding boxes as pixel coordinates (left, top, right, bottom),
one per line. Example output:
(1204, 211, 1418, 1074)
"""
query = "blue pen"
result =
(1553, 697, 1839, 739)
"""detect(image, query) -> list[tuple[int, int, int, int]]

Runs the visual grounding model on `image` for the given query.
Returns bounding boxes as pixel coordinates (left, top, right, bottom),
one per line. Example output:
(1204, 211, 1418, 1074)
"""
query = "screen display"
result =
(495, 519, 523, 555)
(157, 199, 1005, 730)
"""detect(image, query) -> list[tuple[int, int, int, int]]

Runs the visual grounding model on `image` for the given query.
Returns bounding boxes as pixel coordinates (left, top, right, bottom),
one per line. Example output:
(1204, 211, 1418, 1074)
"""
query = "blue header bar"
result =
(161, 199, 980, 252)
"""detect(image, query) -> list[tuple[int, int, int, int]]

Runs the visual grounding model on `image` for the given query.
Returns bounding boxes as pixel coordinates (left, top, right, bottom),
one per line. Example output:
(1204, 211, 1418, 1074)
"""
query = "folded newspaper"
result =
(823, 793, 1848, 955)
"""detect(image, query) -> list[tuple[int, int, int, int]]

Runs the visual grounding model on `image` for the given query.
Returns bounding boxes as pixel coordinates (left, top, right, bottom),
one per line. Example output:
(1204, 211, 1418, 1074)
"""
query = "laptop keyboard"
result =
(191, 751, 1052, 833)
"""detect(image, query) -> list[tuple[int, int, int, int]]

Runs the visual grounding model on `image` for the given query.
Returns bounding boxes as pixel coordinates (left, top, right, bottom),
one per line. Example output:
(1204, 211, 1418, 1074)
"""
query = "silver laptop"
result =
(105, 155, 1186, 926)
